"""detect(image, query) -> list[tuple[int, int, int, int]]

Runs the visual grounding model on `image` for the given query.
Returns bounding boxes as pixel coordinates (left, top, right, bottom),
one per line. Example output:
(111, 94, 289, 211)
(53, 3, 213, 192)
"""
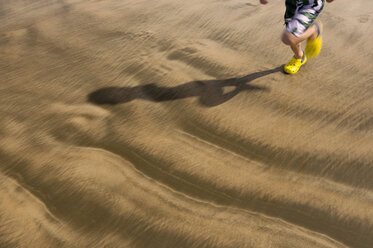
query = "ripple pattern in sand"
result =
(0, 0, 373, 247)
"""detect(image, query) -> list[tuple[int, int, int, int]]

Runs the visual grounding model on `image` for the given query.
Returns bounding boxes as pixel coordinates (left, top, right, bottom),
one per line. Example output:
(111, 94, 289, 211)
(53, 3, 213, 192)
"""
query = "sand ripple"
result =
(1, 0, 372, 247)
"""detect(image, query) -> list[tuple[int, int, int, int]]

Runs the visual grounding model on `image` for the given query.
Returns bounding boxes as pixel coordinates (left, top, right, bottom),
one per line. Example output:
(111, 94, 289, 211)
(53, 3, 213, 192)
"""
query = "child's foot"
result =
(284, 54, 307, 74)
(305, 21, 323, 58)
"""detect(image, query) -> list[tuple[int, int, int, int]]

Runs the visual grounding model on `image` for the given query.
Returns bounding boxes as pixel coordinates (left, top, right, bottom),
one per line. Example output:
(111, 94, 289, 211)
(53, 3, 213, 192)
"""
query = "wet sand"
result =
(0, 0, 372, 247)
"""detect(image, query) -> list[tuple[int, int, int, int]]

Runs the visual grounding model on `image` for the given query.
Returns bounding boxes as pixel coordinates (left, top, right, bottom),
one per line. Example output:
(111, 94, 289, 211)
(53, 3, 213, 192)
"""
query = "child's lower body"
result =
(282, 0, 325, 74)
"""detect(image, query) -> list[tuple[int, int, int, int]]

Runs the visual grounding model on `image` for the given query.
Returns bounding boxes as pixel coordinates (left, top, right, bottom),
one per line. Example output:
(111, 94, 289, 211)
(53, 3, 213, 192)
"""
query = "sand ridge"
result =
(0, 0, 372, 247)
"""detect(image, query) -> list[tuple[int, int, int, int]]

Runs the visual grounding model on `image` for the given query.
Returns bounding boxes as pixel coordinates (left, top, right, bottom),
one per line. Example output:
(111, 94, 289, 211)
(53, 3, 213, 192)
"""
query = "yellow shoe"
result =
(305, 21, 323, 58)
(283, 54, 307, 74)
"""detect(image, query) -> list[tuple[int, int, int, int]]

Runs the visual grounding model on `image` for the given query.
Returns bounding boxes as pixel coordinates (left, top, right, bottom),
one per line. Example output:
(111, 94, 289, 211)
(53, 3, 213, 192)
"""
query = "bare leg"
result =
(290, 42, 303, 59)
(282, 24, 318, 47)
(282, 24, 319, 58)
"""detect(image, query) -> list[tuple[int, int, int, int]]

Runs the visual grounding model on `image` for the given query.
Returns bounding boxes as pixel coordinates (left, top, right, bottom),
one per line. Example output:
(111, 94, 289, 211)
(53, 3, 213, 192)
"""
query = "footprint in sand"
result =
(358, 15, 370, 23)
(46, 103, 111, 142)
(227, 2, 255, 9)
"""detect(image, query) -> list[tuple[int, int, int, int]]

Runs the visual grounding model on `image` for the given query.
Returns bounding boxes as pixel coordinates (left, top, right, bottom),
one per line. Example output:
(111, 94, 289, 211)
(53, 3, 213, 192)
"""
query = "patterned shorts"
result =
(285, 0, 325, 37)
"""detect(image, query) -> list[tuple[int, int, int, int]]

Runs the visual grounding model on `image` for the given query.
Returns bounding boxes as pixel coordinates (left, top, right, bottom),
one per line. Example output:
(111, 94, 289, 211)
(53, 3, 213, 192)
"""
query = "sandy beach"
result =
(0, 0, 372, 247)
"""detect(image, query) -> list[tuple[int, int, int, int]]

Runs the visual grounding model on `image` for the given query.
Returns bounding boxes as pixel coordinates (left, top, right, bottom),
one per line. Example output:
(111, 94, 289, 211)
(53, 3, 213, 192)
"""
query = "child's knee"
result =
(281, 31, 296, 46)
(281, 32, 291, 45)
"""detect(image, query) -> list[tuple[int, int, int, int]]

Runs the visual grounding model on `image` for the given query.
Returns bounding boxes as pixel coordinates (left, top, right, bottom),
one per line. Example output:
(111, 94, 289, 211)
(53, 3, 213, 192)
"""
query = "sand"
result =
(0, 0, 372, 247)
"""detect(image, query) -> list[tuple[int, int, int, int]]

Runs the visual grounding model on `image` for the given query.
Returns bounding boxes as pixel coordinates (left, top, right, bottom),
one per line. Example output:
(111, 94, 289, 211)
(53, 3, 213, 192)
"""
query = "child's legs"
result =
(282, 25, 318, 58)
(282, 0, 324, 58)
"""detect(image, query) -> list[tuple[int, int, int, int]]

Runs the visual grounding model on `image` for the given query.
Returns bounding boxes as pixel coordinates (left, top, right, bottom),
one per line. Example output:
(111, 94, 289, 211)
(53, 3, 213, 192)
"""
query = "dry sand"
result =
(1, 0, 373, 247)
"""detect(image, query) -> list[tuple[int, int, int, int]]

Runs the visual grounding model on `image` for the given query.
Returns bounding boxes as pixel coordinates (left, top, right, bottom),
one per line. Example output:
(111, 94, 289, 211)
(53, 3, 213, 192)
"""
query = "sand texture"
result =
(1, 0, 372, 247)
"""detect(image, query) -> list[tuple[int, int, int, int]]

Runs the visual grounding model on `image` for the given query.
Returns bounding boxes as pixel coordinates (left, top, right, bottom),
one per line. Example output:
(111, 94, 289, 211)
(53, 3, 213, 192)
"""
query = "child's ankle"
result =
(295, 51, 304, 60)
